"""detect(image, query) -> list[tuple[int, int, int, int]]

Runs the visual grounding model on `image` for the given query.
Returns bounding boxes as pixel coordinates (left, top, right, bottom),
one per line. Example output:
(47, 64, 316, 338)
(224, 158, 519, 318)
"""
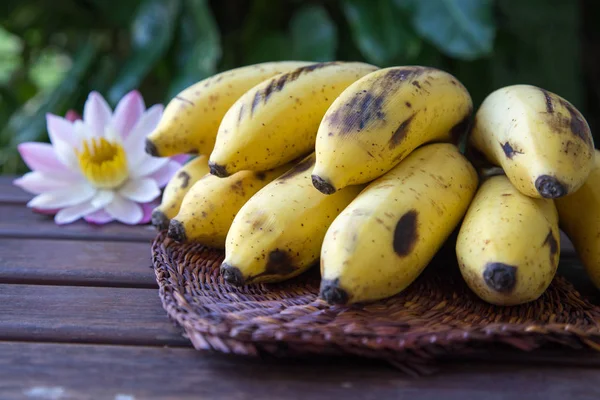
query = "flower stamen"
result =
(77, 137, 128, 189)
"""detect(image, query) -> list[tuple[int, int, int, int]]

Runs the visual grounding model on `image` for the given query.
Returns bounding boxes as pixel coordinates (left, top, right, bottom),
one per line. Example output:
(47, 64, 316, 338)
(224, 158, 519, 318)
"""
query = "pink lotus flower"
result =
(14, 90, 184, 225)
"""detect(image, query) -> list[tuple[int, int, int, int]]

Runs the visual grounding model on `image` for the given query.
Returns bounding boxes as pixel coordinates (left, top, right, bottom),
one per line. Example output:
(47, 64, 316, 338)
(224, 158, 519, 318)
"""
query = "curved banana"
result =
(220, 153, 364, 285)
(456, 174, 560, 306)
(319, 143, 478, 305)
(555, 149, 600, 289)
(168, 162, 293, 248)
(151, 155, 210, 230)
(469, 84, 594, 198)
(145, 61, 313, 157)
(311, 66, 472, 195)
(208, 62, 378, 177)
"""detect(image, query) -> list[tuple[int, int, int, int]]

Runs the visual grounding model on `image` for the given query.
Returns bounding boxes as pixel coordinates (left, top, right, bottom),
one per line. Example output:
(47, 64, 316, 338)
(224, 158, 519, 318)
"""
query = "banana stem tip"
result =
(320, 279, 349, 305)
(167, 219, 187, 243)
(151, 210, 170, 231)
(221, 263, 244, 286)
(311, 175, 336, 195)
(145, 139, 159, 157)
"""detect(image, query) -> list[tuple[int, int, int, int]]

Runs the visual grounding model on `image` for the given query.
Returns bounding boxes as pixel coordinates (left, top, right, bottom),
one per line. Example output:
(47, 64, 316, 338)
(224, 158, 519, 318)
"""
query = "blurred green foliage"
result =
(0, 0, 595, 174)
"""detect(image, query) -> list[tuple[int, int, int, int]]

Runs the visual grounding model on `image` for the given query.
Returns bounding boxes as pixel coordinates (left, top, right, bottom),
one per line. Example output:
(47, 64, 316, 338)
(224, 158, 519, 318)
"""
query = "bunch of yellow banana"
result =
(145, 58, 597, 308)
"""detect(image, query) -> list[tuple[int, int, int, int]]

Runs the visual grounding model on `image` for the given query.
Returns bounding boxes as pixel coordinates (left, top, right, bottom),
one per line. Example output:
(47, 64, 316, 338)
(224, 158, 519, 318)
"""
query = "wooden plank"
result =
(0, 176, 32, 204)
(0, 342, 598, 400)
(0, 238, 156, 288)
(0, 204, 157, 242)
(0, 284, 189, 347)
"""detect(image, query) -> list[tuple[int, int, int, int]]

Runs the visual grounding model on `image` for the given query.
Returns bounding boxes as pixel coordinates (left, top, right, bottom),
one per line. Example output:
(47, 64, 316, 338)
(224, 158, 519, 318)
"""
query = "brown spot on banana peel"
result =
(393, 210, 418, 256)
(278, 155, 315, 181)
(167, 219, 186, 243)
(320, 278, 350, 305)
(535, 175, 567, 198)
(326, 91, 386, 135)
(483, 262, 517, 293)
(175, 96, 194, 106)
(178, 171, 191, 189)
(248, 249, 298, 283)
(255, 171, 266, 181)
(559, 99, 593, 147)
(543, 230, 558, 258)
(389, 114, 416, 149)
(541, 89, 554, 113)
(412, 81, 422, 89)
(230, 180, 245, 196)
(384, 67, 426, 82)
(500, 142, 524, 159)
(237, 104, 245, 125)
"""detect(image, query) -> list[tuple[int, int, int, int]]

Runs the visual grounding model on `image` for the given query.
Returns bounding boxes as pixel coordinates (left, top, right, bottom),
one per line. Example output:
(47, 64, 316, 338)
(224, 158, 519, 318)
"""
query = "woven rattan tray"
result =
(152, 231, 600, 370)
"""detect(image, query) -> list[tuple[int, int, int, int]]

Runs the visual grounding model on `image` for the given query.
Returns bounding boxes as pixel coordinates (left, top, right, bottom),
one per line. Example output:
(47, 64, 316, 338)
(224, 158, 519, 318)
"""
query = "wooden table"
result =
(1, 176, 599, 400)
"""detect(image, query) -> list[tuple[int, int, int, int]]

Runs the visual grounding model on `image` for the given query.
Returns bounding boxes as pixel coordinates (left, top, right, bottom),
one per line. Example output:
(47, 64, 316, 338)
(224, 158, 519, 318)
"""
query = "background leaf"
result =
(107, 0, 180, 104)
(168, 0, 222, 99)
(341, 0, 419, 66)
(410, 0, 496, 60)
(290, 5, 337, 61)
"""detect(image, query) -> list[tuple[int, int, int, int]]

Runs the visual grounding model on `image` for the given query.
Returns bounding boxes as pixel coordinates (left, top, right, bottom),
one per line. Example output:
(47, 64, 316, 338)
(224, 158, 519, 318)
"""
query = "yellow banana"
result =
(220, 153, 364, 285)
(151, 155, 210, 230)
(555, 149, 600, 289)
(145, 61, 313, 157)
(168, 162, 293, 248)
(208, 62, 378, 177)
(456, 174, 560, 306)
(311, 66, 472, 194)
(319, 143, 478, 305)
(469, 84, 595, 198)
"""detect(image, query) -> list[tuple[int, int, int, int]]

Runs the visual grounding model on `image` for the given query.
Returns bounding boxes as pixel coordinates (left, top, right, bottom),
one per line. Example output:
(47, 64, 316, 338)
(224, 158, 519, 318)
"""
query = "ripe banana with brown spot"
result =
(311, 66, 473, 195)
(151, 155, 210, 230)
(220, 153, 364, 285)
(145, 61, 313, 157)
(168, 162, 293, 249)
(208, 62, 378, 177)
(456, 174, 560, 306)
(555, 149, 600, 289)
(469, 84, 595, 199)
(319, 143, 478, 305)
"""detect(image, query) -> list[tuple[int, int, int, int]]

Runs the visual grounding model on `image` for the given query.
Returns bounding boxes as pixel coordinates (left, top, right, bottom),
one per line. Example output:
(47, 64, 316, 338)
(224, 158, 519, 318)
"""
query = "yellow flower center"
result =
(77, 137, 128, 189)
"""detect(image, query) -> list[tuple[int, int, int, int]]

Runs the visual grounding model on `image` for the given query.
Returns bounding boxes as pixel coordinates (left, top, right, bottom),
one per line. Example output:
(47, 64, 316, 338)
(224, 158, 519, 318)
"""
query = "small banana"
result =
(151, 155, 210, 230)
(168, 162, 293, 248)
(311, 66, 472, 194)
(319, 143, 478, 305)
(220, 153, 364, 285)
(145, 61, 313, 157)
(208, 62, 378, 177)
(469, 84, 595, 198)
(456, 174, 560, 306)
(555, 149, 600, 289)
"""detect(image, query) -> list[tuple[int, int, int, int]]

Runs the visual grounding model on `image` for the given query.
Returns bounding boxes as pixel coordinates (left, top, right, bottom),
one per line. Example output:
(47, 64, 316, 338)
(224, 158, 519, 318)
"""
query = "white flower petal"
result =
(46, 113, 78, 147)
(150, 160, 183, 187)
(83, 91, 112, 137)
(105, 194, 143, 224)
(52, 137, 81, 172)
(129, 155, 170, 180)
(91, 190, 115, 209)
(119, 178, 160, 203)
(124, 104, 164, 167)
(84, 209, 114, 225)
(27, 183, 95, 210)
(54, 200, 99, 225)
(112, 90, 145, 139)
(13, 172, 73, 195)
(18, 142, 78, 177)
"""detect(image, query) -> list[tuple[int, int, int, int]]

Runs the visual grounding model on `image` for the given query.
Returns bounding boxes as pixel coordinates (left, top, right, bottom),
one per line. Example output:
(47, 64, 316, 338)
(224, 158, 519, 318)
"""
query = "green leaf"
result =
(490, 0, 582, 109)
(0, 37, 99, 173)
(341, 0, 418, 66)
(168, 0, 222, 99)
(410, 0, 496, 60)
(243, 32, 296, 65)
(290, 5, 337, 61)
(107, 0, 180, 105)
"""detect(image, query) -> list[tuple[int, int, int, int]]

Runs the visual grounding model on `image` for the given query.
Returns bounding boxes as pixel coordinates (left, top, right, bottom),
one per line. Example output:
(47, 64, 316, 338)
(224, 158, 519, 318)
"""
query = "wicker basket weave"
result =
(152, 231, 600, 371)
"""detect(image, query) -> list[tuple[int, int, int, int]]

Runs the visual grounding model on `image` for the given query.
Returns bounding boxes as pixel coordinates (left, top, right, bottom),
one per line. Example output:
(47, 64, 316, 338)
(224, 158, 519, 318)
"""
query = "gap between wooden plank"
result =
(0, 284, 190, 348)
(0, 238, 157, 288)
(0, 341, 598, 400)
